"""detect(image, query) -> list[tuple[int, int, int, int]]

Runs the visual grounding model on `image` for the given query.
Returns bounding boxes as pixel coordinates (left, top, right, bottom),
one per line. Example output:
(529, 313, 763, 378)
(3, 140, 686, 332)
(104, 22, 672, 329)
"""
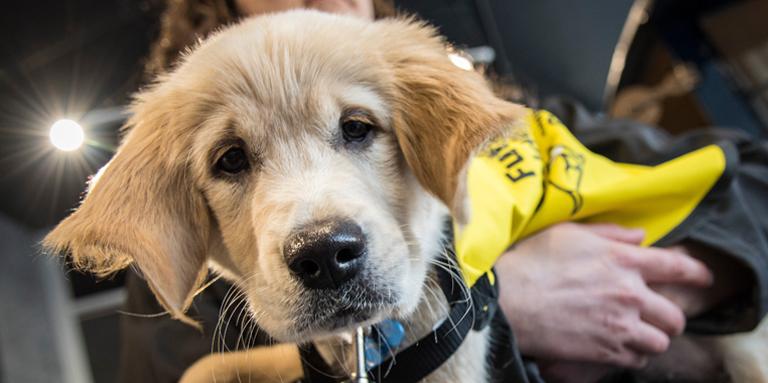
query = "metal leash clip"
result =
(344, 327, 370, 383)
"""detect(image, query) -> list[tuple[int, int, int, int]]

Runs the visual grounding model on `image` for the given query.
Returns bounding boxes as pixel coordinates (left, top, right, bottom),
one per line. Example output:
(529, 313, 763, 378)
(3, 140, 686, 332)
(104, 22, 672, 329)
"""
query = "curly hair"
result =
(146, 0, 396, 75)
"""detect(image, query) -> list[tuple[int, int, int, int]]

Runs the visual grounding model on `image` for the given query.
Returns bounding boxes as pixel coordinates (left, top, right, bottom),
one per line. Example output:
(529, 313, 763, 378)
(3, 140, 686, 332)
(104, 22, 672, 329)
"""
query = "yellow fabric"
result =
(456, 110, 727, 287)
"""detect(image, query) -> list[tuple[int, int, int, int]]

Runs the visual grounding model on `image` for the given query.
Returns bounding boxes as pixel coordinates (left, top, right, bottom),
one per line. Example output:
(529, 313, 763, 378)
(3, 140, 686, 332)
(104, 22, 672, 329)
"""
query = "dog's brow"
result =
(209, 136, 246, 163)
(342, 107, 377, 125)
(338, 85, 390, 129)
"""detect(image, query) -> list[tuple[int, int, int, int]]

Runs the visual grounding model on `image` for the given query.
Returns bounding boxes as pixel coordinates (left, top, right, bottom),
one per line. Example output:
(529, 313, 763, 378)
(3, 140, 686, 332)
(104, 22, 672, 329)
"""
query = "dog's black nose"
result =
(284, 219, 366, 289)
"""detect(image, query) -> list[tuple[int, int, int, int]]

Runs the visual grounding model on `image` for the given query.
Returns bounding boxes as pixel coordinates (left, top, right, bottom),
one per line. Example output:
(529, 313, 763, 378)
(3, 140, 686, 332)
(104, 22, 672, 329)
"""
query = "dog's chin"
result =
(295, 306, 390, 341)
(266, 286, 402, 342)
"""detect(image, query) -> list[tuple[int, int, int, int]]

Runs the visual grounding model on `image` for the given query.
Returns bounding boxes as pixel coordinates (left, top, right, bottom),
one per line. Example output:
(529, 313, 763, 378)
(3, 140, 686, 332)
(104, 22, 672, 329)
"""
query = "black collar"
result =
(298, 243, 498, 383)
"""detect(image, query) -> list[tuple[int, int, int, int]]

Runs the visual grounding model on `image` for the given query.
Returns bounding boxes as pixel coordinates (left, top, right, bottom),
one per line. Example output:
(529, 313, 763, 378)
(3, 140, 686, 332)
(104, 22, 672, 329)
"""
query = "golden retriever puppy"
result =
(44, 9, 767, 383)
(45, 10, 526, 382)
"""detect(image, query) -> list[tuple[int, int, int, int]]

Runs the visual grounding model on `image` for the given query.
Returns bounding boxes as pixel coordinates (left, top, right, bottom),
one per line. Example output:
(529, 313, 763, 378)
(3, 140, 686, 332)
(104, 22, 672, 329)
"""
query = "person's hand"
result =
(495, 223, 713, 369)
(652, 244, 751, 318)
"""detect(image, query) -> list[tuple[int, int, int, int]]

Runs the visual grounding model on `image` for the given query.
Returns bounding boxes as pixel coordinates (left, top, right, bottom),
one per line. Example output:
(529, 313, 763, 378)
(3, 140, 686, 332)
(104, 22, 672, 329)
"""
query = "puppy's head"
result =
(44, 11, 525, 341)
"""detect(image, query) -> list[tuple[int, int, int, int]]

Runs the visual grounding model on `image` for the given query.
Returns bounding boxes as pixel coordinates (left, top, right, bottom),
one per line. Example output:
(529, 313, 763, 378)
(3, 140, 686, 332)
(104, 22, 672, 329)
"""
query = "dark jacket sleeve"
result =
(490, 309, 547, 383)
(544, 98, 768, 334)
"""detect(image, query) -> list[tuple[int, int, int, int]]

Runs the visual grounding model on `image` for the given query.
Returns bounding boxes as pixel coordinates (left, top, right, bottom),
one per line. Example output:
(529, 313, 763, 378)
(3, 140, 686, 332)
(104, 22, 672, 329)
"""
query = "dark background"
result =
(0, 0, 639, 230)
(1, 0, 766, 382)
(3, 0, 764, 232)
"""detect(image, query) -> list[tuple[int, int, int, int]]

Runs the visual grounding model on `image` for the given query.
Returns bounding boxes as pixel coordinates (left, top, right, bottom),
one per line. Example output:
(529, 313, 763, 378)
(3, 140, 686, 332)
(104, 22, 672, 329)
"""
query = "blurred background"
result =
(1, 0, 767, 382)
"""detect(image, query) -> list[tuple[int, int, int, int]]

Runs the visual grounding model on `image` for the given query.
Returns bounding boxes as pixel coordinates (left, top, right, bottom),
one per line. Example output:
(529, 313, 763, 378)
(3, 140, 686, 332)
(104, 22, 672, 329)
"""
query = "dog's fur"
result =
(44, 10, 766, 383)
(45, 10, 525, 382)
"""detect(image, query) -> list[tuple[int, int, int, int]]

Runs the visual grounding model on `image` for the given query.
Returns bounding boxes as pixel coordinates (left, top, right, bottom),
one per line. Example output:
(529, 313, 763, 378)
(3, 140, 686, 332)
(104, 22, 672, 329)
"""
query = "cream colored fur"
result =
(43, 10, 765, 383)
(45, 10, 524, 382)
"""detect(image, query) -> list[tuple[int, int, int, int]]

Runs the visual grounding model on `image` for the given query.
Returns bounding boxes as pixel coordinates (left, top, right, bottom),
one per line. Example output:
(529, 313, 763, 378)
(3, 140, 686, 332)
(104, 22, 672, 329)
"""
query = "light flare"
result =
(49, 119, 85, 151)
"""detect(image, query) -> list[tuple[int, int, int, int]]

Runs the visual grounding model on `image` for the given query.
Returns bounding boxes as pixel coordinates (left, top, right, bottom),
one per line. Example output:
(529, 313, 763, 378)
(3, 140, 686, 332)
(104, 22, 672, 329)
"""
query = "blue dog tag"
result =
(363, 319, 405, 368)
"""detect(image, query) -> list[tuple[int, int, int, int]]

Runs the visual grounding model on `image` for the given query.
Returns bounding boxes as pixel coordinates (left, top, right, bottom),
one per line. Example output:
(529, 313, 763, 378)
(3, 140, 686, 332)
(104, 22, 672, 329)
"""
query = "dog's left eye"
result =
(341, 120, 373, 142)
(216, 147, 249, 174)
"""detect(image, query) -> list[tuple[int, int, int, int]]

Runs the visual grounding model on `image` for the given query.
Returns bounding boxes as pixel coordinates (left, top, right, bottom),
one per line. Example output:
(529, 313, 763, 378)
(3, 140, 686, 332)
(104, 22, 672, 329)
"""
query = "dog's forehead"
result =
(176, 12, 399, 173)
(176, 11, 391, 127)
(185, 12, 386, 92)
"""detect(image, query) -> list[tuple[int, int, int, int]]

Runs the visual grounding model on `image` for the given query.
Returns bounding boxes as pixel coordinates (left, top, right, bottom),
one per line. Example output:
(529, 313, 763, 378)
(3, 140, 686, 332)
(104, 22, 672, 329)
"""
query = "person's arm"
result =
(494, 223, 713, 368)
(544, 97, 768, 334)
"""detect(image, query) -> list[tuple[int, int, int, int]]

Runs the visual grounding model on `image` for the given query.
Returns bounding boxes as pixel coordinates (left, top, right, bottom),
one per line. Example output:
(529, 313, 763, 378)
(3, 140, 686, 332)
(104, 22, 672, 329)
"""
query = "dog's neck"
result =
(313, 268, 489, 382)
(315, 272, 488, 382)
(312, 190, 489, 382)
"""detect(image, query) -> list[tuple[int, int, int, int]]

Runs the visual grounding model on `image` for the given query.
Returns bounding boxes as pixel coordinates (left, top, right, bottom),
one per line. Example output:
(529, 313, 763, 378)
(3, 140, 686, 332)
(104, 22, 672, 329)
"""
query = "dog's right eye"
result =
(216, 147, 249, 174)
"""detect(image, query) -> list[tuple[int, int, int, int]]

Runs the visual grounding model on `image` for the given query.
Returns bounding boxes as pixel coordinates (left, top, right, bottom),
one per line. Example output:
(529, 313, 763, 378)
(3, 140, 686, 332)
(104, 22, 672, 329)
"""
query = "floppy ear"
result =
(43, 93, 210, 326)
(378, 19, 527, 218)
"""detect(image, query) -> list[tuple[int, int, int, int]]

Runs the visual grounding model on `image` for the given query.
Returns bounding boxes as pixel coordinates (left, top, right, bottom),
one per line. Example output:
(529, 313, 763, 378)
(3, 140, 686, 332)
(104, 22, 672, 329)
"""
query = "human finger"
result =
(607, 348, 649, 370)
(615, 244, 713, 287)
(583, 223, 645, 245)
(626, 321, 671, 358)
(637, 286, 686, 336)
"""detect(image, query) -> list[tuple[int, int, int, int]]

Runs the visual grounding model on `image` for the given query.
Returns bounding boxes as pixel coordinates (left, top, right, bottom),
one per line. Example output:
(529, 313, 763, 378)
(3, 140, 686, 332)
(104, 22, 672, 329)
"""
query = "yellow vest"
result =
(456, 110, 726, 287)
